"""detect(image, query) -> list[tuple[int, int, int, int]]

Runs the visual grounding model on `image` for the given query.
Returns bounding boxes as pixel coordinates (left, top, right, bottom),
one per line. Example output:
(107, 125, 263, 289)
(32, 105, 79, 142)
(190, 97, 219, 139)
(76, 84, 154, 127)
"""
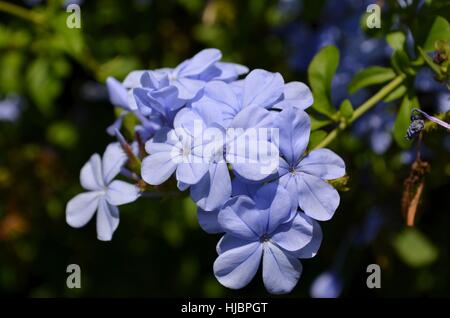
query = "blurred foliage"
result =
(0, 0, 449, 297)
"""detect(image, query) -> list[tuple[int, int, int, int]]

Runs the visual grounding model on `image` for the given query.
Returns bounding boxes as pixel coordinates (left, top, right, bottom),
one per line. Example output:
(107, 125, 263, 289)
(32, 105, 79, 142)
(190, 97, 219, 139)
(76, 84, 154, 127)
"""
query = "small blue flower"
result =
(310, 270, 343, 298)
(0, 95, 22, 122)
(213, 183, 322, 294)
(274, 106, 346, 221)
(66, 143, 140, 241)
(141, 109, 211, 186)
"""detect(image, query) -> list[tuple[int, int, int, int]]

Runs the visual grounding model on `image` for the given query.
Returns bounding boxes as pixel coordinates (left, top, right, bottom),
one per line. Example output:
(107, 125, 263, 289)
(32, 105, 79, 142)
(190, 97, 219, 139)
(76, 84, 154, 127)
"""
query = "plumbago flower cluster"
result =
(65, 49, 346, 294)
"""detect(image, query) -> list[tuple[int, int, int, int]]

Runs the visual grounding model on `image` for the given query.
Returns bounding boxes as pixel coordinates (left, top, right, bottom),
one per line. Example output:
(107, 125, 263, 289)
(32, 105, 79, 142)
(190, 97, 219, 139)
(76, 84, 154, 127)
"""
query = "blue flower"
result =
(310, 270, 343, 298)
(144, 49, 247, 101)
(192, 69, 312, 128)
(141, 109, 211, 186)
(142, 98, 279, 211)
(66, 143, 140, 241)
(213, 183, 322, 294)
(274, 106, 346, 221)
(0, 94, 22, 122)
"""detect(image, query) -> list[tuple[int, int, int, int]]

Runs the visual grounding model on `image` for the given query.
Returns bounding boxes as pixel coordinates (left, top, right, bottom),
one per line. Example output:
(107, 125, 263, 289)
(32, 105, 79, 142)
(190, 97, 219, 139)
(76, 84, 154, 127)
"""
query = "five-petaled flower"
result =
(66, 143, 140, 241)
(213, 183, 322, 294)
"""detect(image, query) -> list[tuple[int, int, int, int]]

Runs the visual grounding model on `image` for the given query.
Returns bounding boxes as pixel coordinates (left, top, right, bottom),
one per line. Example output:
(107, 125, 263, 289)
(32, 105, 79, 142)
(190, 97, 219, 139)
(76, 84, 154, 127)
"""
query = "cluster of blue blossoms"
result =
(66, 49, 346, 294)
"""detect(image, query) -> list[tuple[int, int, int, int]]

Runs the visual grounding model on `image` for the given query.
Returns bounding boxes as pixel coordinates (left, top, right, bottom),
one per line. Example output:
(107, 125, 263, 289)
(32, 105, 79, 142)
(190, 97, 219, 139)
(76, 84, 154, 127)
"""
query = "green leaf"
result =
(423, 16, 450, 52)
(310, 114, 332, 131)
(393, 94, 418, 148)
(383, 85, 407, 102)
(308, 130, 327, 149)
(391, 50, 415, 76)
(393, 228, 438, 268)
(386, 31, 406, 51)
(307, 45, 339, 118)
(348, 67, 396, 94)
(339, 99, 354, 119)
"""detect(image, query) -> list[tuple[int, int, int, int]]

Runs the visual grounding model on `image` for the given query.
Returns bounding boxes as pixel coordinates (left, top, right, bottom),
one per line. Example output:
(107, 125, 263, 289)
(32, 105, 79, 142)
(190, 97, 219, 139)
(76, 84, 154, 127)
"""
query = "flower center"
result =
(289, 166, 297, 175)
(181, 145, 191, 157)
(260, 233, 270, 243)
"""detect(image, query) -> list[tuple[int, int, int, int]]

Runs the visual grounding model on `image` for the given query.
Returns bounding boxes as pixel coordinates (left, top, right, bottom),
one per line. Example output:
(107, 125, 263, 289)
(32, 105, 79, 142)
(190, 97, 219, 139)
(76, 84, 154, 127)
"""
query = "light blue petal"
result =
(214, 240, 262, 290)
(274, 106, 310, 165)
(146, 128, 180, 153)
(66, 191, 102, 228)
(197, 208, 222, 234)
(122, 70, 146, 88)
(102, 142, 127, 184)
(218, 196, 262, 240)
(176, 162, 209, 185)
(262, 243, 302, 294)
(141, 151, 178, 185)
(80, 154, 104, 191)
(273, 81, 313, 110)
(106, 180, 140, 206)
(173, 108, 205, 138)
(254, 183, 292, 233)
(173, 78, 205, 100)
(227, 137, 278, 181)
(177, 181, 190, 191)
(106, 77, 129, 110)
(231, 177, 260, 197)
(140, 71, 169, 89)
(278, 167, 299, 211)
(310, 271, 343, 298)
(298, 148, 345, 180)
(216, 233, 252, 254)
(292, 217, 322, 259)
(243, 69, 284, 108)
(270, 212, 314, 252)
(296, 173, 340, 221)
(149, 85, 184, 112)
(192, 81, 241, 127)
(190, 162, 231, 211)
(213, 62, 249, 82)
(96, 198, 119, 241)
(106, 113, 125, 136)
(133, 87, 159, 116)
(178, 48, 222, 77)
(228, 105, 274, 132)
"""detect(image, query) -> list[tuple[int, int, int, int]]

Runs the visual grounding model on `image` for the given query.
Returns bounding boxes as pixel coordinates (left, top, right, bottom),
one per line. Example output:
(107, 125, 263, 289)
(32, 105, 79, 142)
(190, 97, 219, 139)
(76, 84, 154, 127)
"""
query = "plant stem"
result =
(0, 1, 44, 25)
(314, 73, 407, 150)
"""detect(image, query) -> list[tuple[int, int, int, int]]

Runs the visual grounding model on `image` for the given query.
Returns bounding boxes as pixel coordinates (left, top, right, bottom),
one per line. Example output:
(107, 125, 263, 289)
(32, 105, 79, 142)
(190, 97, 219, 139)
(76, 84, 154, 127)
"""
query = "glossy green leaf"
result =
(423, 16, 450, 52)
(307, 45, 339, 118)
(391, 50, 415, 75)
(348, 66, 396, 94)
(383, 85, 407, 102)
